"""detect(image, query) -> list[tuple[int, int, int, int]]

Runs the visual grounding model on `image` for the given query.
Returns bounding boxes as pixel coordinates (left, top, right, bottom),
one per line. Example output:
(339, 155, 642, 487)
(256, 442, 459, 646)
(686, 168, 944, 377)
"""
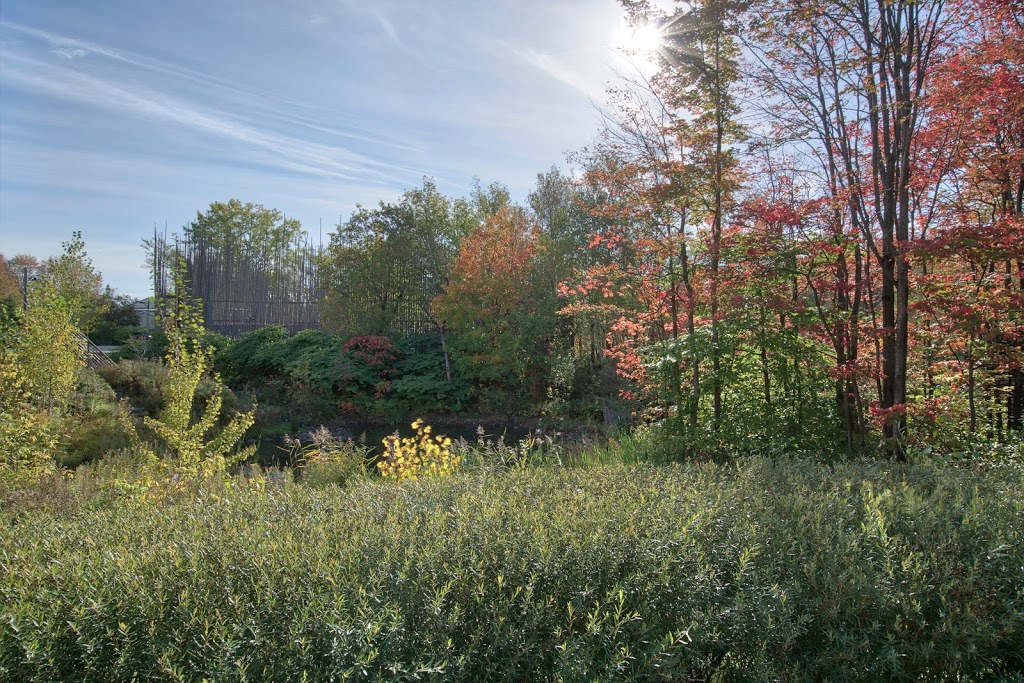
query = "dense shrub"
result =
(130, 327, 230, 364)
(212, 326, 531, 421)
(391, 335, 473, 414)
(216, 326, 334, 388)
(88, 320, 142, 347)
(2, 459, 1021, 681)
(69, 368, 117, 415)
(0, 348, 57, 484)
(296, 427, 371, 488)
(98, 360, 170, 417)
(99, 360, 240, 421)
(59, 412, 129, 468)
(335, 335, 401, 412)
(217, 327, 344, 420)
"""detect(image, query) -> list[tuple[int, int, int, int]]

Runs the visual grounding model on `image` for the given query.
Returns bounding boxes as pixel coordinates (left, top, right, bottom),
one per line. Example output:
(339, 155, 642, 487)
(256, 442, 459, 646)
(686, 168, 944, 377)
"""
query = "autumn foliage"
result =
(556, 0, 1023, 458)
(433, 208, 545, 396)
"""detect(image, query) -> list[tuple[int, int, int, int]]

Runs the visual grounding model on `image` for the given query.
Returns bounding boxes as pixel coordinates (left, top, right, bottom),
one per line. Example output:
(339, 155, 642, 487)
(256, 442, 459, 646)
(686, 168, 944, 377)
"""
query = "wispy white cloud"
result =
(1, 20, 310, 111)
(51, 46, 87, 59)
(369, 8, 401, 46)
(262, 109, 425, 155)
(513, 47, 597, 98)
(2, 21, 428, 157)
(335, 1, 405, 48)
(0, 48, 425, 184)
(13, 26, 423, 159)
(0, 1, 633, 296)
(3, 21, 125, 61)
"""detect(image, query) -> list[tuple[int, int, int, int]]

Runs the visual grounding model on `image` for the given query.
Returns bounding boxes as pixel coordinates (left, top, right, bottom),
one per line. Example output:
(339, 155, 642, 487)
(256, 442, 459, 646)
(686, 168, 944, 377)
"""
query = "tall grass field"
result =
(2, 458, 1022, 681)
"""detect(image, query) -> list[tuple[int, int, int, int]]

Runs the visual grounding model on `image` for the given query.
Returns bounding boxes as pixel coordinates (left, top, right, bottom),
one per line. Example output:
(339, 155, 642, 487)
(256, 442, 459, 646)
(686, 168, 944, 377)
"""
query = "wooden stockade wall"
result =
(151, 229, 324, 337)
(185, 234, 322, 336)
(150, 228, 441, 338)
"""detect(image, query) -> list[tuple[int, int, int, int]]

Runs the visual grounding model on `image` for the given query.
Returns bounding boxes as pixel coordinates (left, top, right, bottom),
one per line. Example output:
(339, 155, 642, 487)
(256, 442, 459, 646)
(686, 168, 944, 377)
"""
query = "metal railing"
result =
(75, 331, 115, 369)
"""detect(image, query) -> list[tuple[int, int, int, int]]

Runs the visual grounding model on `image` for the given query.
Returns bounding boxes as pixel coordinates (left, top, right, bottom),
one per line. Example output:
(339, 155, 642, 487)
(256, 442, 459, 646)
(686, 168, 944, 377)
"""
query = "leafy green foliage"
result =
(59, 369, 130, 468)
(2, 459, 1021, 680)
(99, 360, 239, 422)
(0, 342, 57, 485)
(216, 326, 477, 420)
(36, 232, 106, 334)
(295, 427, 370, 488)
(221, 327, 336, 382)
(88, 290, 141, 346)
(434, 208, 559, 410)
(214, 324, 288, 384)
(218, 326, 344, 420)
(0, 254, 23, 313)
(320, 178, 477, 337)
(11, 274, 83, 416)
(121, 267, 255, 476)
(391, 335, 472, 413)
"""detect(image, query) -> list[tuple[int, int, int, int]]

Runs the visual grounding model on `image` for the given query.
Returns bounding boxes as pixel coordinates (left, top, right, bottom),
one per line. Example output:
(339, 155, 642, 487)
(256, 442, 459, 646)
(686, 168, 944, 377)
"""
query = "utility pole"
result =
(22, 266, 28, 314)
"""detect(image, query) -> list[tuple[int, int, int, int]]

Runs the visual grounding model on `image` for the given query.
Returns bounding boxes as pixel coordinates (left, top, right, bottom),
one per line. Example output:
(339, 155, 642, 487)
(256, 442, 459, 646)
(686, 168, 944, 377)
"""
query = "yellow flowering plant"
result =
(377, 419, 459, 481)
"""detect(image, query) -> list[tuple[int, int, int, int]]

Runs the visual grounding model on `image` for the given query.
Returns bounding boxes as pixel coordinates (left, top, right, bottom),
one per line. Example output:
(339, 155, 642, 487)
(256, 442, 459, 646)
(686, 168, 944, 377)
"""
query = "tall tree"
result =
(912, 0, 1024, 439)
(565, 0, 744, 440)
(653, 0, 745, 428)
(321, 178, 476, 339)
(10, 272, 83, 416)
(0, 255, 22, 313)
(38, 232, 105, 334)
(433, 207, 549, 405)
(183, 200, 315, 335)
(747, 0, 951, 458)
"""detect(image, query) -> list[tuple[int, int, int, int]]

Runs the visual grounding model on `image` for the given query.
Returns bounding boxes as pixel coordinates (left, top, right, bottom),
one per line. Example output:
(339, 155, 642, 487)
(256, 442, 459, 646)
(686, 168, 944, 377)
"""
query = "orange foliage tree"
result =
(433, 208, 550, 406)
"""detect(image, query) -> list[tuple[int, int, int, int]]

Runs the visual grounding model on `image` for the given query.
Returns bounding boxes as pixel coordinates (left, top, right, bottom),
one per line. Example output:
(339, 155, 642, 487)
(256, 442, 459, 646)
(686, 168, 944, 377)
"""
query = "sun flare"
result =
(615, 20, 663, 56)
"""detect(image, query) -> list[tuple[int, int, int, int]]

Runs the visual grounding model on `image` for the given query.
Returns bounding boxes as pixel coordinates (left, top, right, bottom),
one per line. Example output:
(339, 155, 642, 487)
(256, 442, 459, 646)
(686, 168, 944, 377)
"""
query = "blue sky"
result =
(0, 0, 637, 298)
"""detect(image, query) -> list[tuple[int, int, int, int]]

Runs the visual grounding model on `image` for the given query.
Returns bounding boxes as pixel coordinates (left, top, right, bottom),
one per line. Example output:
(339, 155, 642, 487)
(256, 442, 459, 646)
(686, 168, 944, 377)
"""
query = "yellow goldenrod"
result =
(377, 420, 460, 481)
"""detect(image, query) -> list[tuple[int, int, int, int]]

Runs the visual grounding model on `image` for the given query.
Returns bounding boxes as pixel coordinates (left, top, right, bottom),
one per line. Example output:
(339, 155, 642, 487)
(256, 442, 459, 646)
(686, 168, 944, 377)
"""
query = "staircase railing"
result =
(76, 331, 115, 369)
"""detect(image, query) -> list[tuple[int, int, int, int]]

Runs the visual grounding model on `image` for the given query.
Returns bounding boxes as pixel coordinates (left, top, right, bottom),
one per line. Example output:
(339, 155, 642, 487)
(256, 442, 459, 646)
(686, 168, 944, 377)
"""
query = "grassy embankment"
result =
(2, 456, 1022, 682)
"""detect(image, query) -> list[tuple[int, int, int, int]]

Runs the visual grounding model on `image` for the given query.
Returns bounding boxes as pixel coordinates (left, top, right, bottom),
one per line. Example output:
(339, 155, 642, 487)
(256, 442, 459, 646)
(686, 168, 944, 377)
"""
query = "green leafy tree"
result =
(178, 200, 317, 335)
(38, 231, 106, 333)
(14, 275, 83, 416)
(135, 266, 255, 476)
(0, 254, 22, 314)
(321, 178, 476, 338)
(433, 208, 553, 407)
(187, 200, 304, 256)
(90, 288, 142, 345)
(0, 258, 83, 481)
(0, 327, 58, 483)
(470, 178, 513, 217)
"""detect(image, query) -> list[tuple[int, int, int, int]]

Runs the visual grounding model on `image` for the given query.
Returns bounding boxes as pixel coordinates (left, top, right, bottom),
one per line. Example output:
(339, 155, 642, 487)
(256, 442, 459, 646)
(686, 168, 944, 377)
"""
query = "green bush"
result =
(59, 412, 130, 468)
(390, 335, 473, 414)
(99, 360, 240, 423)
(89, 321, 142, 347)
(215, 327, 341, 421)
(98, 360, 169, 417)
(297, 427, 370, 488)
(214, 324, 288, 384)
(70, 368, 118, 416)
(2, 458, 1021, 682)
